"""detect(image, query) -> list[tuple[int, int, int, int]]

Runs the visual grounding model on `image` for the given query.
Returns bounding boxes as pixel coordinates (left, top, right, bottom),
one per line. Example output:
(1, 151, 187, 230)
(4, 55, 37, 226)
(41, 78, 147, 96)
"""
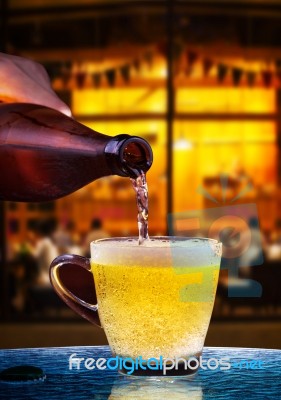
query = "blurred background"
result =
(0, 0, 280, 349)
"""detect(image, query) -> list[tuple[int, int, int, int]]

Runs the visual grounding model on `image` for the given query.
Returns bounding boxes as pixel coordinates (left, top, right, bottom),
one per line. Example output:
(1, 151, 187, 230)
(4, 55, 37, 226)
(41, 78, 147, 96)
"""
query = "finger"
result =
(21, 87, 72, 117)
(0, 56, 72, 117)
(0, 52, 53, 92)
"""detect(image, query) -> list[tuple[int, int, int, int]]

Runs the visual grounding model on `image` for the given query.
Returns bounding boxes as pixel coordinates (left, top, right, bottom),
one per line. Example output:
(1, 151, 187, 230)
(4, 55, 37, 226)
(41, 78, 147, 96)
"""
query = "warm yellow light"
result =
(159, 66, 168, 78)
(173, 138, 193, 151)
(176, 88, 275, 113)
(73, 88, 166, 115)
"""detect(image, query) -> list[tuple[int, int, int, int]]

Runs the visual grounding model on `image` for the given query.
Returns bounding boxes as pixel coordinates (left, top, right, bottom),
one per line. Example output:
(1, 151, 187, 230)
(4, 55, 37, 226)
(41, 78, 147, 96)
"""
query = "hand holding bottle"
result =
(0, 102, 152, 201)
(0, 52, 71, 116)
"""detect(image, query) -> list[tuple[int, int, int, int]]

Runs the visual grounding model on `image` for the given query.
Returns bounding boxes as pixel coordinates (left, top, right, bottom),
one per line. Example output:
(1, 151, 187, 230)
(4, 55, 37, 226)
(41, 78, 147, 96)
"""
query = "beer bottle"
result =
(0, 103, 153, 201)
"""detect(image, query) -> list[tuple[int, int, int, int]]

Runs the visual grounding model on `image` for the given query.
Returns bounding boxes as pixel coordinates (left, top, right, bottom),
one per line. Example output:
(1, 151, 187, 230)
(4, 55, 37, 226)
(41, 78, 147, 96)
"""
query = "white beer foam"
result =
(91, 237, 221, 267)
(92, 237, 217, 248)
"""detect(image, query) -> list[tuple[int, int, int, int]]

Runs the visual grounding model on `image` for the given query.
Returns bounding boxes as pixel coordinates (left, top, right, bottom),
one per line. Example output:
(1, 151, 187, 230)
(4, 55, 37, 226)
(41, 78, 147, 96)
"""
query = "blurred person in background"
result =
(84, 218, 109, 257)
(7, 231, 39, 313)
(8, 259, 28, 313)
(266, 218, 281, 260)
(29, 219, 59, 286)
(53, 220, 73, 254)
(66, 221, 84, 256)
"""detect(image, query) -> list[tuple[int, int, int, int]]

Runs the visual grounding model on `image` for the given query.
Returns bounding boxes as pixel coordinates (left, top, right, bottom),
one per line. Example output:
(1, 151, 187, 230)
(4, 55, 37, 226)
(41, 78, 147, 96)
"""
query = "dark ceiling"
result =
(2, 1, 281, 51)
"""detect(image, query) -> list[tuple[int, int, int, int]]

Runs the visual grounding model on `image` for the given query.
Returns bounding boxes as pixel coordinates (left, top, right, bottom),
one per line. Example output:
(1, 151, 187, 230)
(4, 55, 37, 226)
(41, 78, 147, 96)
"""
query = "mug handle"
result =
(49, 254, 101, 326)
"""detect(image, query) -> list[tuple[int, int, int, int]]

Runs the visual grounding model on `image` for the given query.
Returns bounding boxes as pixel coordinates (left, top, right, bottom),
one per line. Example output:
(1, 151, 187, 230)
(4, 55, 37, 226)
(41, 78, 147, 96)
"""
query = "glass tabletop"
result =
(0, 346, 280, 399)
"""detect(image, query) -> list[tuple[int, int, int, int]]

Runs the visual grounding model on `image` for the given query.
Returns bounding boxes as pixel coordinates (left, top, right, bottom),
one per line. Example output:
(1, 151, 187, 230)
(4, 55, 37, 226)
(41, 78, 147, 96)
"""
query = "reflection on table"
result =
(0, 346, 280, 400)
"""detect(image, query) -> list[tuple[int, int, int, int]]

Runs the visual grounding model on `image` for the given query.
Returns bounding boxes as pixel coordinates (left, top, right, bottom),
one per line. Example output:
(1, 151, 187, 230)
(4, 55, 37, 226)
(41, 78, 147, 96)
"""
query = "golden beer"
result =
(91, 237, 221, 361)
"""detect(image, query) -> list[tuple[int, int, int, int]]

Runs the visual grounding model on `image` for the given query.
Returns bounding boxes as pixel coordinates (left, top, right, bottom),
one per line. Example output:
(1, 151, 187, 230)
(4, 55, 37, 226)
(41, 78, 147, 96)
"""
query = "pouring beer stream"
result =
(131, 172, 149, 244)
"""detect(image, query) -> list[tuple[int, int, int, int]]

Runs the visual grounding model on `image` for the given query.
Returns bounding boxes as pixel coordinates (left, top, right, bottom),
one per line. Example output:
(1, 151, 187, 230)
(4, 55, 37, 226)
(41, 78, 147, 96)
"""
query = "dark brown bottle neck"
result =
(104, 134, 153, 178)
(0, 102, 153, 181)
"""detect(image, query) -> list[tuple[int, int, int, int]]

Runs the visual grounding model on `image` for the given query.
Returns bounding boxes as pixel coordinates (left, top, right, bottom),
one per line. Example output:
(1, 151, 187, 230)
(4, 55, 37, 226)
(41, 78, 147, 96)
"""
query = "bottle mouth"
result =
(105, 134, 153, 178)
(121, 137, 153, 177)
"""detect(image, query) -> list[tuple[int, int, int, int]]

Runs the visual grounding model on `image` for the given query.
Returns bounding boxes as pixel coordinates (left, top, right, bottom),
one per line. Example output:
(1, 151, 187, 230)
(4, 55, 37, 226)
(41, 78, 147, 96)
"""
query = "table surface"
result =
(0, 346, 280, 400)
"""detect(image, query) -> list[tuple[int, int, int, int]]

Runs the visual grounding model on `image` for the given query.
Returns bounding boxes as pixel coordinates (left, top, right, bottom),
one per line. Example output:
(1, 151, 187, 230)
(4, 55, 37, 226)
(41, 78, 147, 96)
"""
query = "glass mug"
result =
(50, 237, 222, 376)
